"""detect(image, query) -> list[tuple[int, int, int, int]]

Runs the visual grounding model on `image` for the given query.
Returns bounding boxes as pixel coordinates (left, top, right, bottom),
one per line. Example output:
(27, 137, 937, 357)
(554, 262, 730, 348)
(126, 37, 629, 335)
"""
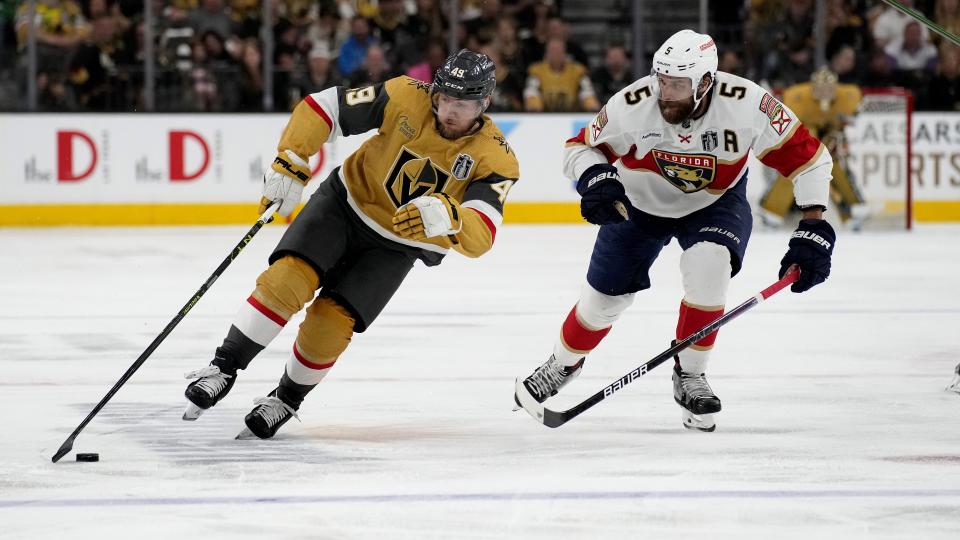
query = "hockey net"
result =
(843, 87, 914, 230)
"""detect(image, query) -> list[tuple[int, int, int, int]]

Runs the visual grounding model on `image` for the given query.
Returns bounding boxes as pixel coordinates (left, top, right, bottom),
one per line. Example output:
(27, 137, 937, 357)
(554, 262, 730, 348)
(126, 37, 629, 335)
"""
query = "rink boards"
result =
(1, 112, 959, 225)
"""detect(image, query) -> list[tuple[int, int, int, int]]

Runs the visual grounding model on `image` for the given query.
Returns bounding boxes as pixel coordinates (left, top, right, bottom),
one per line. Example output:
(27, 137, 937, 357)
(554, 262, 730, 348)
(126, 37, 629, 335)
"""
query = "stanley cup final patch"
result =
(451, 153, 475, 180)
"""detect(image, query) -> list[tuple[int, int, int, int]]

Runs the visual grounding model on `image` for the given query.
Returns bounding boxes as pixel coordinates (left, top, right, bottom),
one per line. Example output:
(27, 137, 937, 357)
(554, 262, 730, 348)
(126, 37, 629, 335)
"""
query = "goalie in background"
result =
(758, 67, 868, 229)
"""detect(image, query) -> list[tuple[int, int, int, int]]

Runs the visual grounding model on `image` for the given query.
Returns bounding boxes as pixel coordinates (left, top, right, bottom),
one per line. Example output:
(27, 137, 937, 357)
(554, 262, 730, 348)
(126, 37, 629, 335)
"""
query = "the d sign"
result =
(169, 130, 210, 181)
(57, 130, 97, 182)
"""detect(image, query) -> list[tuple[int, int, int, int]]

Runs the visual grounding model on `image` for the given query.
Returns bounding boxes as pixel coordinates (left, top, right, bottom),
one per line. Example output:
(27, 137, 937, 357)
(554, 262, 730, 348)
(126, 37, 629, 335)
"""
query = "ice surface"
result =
(1, 224, 958, 539)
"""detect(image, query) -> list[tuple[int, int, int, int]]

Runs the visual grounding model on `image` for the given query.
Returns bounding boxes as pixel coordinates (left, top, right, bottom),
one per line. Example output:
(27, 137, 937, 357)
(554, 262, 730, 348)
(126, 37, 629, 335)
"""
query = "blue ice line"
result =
(3, 489, 960, 509)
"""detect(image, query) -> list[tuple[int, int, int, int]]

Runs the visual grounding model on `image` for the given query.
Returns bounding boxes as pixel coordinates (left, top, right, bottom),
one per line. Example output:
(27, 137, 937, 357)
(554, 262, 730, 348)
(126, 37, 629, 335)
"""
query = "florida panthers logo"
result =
(652, 150, 716, 192)
(384, 147, 451, 207)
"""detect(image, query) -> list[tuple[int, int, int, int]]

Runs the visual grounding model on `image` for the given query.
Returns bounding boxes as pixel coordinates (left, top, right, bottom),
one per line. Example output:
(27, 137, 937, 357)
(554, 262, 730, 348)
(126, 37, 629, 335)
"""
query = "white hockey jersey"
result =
(564, 71, 832, 218)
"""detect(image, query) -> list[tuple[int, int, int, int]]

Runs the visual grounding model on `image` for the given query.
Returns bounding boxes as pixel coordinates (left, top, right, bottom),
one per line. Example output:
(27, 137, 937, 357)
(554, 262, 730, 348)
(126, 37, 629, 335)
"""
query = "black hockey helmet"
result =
(431, 48, 496, 101)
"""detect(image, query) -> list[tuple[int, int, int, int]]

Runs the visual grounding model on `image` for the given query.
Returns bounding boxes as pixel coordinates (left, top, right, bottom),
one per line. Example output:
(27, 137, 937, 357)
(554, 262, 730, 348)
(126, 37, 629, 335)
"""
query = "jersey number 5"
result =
(345, 86, 376, 106)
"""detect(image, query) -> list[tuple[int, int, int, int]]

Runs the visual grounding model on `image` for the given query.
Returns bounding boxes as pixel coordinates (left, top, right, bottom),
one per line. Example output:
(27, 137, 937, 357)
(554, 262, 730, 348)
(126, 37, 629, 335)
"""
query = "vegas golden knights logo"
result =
(652, 150, 716, 193)
(384, 147, 450, 207)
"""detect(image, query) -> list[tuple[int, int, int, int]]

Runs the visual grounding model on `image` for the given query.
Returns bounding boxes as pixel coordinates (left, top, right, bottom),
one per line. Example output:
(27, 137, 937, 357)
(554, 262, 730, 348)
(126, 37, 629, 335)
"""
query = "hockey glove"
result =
(779, 218, 836, 293)
(576, 163, 631, 225)
(392, 193, 463, 241)
(260, 150, 310, 217)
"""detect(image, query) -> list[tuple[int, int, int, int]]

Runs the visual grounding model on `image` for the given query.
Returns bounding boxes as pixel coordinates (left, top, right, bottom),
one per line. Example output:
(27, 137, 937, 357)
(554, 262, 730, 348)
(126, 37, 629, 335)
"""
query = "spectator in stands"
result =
(290, 41, 340, 102)
(886, 21, 938, 74)
(718, 49, 744, 77)
(496, 17, 523, 72)
(923, 44, 960, 110)
(591, 44, 632, 104)
(825, 0, 873, 61)
(861, 48, 897, 87)
(371, 0, 414, 70)
(935, 0, 960, 45)
(187, 38, 220, 111)
(872, 0, 929, 48)
(15, 0, 90, 76)
(188, 0, 234, 41)
(306, 3, 347, 62)
(829, 44, 859, 83)
(521, 15, 589, 71)
(758, 0, 815, 86)
(481, 42, 524, 112)
(524, 38, 599, 112)
(347, 43, 393, 87)
(405, 37, 446, 83)
(237, 37, 263, 110)
(338, 15, 374, 78)
(463, 0, 501, 43)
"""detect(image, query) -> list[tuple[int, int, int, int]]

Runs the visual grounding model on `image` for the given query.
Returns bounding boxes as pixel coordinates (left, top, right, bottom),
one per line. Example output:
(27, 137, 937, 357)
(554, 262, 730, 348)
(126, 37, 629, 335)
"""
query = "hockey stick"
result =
(51, 202, 281, 462)
(514, 267, 800, 428)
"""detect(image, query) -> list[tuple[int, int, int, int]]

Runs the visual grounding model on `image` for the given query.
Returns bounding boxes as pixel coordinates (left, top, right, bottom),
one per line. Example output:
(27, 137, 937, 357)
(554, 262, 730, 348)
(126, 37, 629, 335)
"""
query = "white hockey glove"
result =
(392, 193, 463, 241)
(260, 149, 310, 217)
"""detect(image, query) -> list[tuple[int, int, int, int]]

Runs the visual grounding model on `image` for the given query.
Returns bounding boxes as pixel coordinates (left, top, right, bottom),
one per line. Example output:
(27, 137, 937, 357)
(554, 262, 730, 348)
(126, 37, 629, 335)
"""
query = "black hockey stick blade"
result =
(51, 202, 280, 462)
(514, 268, 799, 428)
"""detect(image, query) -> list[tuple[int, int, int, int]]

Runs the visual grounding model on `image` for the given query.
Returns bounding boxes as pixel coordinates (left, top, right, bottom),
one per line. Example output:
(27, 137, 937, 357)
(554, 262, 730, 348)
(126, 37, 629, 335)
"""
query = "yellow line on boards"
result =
(1, 201, 957, 226)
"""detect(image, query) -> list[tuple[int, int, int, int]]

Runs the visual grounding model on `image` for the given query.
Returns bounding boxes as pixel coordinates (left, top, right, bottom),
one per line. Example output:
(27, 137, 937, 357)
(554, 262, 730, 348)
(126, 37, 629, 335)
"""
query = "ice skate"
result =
(947, 363, 960, 394)
(672, 364, 721, 432)
(515, 355, 585, 407)
(236, 388, 300, 440)
(183, 355, 237, 421)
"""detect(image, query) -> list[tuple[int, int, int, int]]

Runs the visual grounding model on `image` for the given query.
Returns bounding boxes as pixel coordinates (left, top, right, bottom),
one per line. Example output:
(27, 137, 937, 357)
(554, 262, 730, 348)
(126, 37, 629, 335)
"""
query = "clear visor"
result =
(434, 92, 485, 116)
(651, 71, 695, 102)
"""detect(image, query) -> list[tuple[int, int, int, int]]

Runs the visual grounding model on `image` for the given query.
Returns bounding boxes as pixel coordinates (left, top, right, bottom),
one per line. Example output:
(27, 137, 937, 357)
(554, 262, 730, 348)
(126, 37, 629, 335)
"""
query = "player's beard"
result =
(658, 97, 696, 124)
(436, 118, 479, 139)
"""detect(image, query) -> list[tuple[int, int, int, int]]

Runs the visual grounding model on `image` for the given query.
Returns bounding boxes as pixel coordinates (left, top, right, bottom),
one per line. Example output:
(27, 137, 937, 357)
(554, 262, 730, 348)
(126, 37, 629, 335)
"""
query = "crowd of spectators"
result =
(1, 0, 958, 112)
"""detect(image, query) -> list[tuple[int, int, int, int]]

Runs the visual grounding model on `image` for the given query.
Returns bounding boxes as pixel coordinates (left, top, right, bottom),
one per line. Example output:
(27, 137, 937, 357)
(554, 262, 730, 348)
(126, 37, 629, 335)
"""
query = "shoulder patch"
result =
(406, 78, 431, 94)
(591, 106, 609, 140)
(493, 134, 513, 155)
(759, 93, 792, 136)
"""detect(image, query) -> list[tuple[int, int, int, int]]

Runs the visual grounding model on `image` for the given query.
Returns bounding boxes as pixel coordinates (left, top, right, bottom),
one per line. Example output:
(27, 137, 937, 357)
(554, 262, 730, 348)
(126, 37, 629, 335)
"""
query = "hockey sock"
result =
(554, 305, 612, 366)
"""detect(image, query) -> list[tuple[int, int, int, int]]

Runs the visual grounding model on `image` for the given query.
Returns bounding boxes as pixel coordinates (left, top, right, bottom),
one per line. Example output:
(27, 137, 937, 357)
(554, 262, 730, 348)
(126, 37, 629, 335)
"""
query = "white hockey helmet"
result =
(651, 29, 718, 108)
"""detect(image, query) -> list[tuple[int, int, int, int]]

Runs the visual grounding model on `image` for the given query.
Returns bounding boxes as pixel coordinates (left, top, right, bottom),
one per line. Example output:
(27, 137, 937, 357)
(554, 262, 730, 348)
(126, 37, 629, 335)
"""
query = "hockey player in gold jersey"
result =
(759, 67, 865, 226)
(183, 49, 519, 439)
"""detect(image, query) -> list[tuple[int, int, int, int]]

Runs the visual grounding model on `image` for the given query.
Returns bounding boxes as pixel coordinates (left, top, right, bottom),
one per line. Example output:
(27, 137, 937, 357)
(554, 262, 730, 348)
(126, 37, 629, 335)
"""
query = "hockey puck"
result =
(76, 453, 99, 462)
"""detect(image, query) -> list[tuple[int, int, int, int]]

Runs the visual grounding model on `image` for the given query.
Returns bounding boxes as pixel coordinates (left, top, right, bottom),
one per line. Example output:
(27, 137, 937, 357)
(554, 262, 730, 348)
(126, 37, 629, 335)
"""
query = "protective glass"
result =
(651, 71, 695, 102)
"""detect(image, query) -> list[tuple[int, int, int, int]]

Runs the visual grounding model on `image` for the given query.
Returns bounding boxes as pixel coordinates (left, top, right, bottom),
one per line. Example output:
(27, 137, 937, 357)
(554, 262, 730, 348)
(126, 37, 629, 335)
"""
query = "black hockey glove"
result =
(779, 219, 836, 293)
(576, 164, 631, 225)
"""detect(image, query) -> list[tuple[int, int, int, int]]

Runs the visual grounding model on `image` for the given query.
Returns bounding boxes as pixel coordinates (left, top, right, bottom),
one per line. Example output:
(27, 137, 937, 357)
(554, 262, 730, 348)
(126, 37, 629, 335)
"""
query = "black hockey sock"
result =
(277, 370, 316, 410)
(216, 325, 266, 371)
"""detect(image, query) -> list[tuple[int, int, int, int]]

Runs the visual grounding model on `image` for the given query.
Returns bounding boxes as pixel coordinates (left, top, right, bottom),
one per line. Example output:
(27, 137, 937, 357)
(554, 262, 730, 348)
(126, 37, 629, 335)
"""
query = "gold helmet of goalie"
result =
(811, 67, 839, 112)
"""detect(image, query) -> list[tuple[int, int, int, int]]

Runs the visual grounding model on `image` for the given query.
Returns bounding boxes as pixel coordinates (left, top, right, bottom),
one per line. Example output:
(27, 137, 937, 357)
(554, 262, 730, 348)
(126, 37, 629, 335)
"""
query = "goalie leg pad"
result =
(287, 296, 355, 385)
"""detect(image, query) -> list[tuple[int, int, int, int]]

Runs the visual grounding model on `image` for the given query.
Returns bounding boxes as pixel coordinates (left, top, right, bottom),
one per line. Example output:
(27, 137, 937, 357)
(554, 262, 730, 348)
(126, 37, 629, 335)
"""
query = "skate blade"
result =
(235, 427, 259, 440)
(681, 410, 716, 432)
(947, 375, 960, 394)
(182, 402, 206, 421)
(512, 393, 522, 412)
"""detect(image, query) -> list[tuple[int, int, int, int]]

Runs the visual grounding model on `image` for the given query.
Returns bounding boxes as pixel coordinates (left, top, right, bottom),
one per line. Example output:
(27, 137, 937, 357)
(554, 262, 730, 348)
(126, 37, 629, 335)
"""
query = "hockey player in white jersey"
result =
(516, 29, 836, 432)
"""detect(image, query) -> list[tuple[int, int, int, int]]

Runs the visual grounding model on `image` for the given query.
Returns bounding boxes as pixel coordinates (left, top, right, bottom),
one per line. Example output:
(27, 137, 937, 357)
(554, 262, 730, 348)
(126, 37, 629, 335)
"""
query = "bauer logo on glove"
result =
(392, 193, 463, 241)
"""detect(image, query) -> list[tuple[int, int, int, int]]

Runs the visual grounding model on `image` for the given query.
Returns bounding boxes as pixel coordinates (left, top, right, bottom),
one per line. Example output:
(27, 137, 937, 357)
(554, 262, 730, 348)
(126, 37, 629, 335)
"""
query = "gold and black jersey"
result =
(275, 76, 519, 260)
(781, 82, 862, 140)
